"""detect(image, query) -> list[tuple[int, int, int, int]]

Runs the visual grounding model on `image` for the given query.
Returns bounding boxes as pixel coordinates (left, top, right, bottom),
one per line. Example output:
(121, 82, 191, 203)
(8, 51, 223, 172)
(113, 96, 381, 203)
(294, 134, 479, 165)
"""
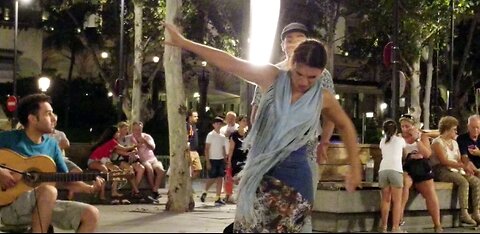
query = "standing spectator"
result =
(131, 121, 165, 203)
(220, 111, 239, 138)
(200, 117, 228, 206)
(458, 115, 480, 175)
(225, 115, 249, 203)
(378, 120, 406, 232)
(187, 111, 202, 179)
(112, 121, 145, 199)
(398, 114, 442, 232)
(431, 116, 480, 225)
(163, 23, 361, 232)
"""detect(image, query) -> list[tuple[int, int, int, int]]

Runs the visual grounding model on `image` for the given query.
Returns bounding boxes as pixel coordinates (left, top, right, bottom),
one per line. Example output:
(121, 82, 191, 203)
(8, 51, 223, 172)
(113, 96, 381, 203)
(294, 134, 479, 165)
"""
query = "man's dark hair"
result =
(186, 110, 198, 122)
(17, 93, 52, 127)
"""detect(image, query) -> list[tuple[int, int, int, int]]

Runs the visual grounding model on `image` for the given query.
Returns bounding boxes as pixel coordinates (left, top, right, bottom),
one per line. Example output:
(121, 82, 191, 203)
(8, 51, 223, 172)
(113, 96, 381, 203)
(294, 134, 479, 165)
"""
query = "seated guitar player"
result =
(0, 94, 102, 233)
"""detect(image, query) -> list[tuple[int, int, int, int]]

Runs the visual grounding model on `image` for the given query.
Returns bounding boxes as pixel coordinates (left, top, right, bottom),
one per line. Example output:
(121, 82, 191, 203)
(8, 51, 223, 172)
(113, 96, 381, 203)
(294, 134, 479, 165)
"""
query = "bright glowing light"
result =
(152, 56, 160, 63)
(101, 52, 109, 59)
(205, 106, 210, 112)
(335, 94, 340, 100)
(201, 61, 207, 67)
(38, 76, 51, 92)
(248, 0, 280, 64)
(365, 112, 374, 118)
(107, 92, 113, 97)
(380, 102, 388, 111)
(193, 92, 200, 99)
(20, 0, 32, 4)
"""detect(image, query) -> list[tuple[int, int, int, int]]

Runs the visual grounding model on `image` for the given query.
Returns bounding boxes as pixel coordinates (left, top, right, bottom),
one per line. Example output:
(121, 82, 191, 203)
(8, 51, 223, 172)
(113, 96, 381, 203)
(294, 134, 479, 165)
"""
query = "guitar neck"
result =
(36, 172, 107, 183)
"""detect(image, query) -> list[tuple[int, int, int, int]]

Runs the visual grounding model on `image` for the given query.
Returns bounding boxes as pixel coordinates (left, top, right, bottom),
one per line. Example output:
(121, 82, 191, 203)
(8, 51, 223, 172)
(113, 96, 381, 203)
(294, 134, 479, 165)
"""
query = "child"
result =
(200, 117, 229, 206)
(378, 119, 406, 232)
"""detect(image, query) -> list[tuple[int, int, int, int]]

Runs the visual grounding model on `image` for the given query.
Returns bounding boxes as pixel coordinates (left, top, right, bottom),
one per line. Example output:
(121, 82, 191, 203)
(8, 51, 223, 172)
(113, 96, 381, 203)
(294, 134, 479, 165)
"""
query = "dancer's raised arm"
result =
(164, 23, 278, 90)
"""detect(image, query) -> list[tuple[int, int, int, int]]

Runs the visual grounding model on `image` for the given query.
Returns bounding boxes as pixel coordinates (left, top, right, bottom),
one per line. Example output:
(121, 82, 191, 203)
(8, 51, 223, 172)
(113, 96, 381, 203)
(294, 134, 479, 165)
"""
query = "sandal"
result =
(110, 199, 120, 205)
(120, 199, 131, 205)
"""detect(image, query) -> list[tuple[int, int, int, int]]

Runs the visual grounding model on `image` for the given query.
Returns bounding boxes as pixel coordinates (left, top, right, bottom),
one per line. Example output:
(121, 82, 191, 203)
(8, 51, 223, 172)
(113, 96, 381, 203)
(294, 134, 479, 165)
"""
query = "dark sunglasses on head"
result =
(400, 114, 414, 120)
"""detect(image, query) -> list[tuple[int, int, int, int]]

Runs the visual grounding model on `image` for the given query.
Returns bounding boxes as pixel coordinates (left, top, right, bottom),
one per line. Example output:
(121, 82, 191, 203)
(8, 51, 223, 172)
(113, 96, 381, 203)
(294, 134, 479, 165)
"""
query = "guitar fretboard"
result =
(35, 172, 108, 182)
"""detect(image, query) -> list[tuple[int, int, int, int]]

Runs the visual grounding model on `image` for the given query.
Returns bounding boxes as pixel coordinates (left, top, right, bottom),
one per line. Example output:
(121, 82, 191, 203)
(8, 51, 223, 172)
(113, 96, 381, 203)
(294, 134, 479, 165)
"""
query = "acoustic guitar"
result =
(0, 149, 128, 206)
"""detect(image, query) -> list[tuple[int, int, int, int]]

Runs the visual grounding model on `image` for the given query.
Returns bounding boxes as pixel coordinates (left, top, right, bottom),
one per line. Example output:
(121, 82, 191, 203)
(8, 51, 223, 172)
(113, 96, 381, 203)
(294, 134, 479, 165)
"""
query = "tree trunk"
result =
(65, 42, 76, 128)
(131, 1, 144, 123)
(164, 0, 194, 212)
(410, 56, 422, 123)
(422, 39, 434, 129)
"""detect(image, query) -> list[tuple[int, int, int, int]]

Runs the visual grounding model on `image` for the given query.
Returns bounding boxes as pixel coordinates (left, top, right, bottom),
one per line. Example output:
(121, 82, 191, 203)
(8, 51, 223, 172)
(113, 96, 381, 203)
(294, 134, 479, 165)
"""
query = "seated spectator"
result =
(88, 126, 138, 204)
(49, 113, 105, 200)
(431, 116, 480, 225)
(112, 121, 145, 199)
(130, 121, 165, 203)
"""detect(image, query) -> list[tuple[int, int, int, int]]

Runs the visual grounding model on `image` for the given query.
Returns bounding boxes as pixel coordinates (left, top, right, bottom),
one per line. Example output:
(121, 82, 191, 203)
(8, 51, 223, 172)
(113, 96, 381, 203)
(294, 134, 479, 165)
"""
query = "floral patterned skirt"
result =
(233, 176, 312, 233)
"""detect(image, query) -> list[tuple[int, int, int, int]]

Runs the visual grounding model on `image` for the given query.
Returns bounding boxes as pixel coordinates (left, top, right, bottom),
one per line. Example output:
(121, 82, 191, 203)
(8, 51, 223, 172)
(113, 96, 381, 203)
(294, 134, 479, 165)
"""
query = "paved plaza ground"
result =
(31, 179, 480, 233)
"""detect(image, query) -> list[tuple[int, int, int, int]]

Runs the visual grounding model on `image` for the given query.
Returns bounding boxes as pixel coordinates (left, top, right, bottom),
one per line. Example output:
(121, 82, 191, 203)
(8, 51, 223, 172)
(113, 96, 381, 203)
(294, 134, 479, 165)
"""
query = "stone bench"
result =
(312, 181, 460, 232)
(61, 143, 168, 202)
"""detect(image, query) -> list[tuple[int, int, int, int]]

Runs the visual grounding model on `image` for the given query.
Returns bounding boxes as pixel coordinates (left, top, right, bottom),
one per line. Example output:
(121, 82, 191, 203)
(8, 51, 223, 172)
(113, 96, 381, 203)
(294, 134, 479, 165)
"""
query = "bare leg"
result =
(31, 185, 57, 233)
(143, 162, 155, 190)
(88, 162, 109, 200)
(132, 162, 145, 186)
(380, 187, 391, 231)
(76, 205, 100, 233)
(120, 162, 139, 194)
(400, 173, 413, 222)
(215, 177, 223, 198)
(391, 187, 403, 231)
(415, 179, 442, 228)
(153, 162, 165, 192)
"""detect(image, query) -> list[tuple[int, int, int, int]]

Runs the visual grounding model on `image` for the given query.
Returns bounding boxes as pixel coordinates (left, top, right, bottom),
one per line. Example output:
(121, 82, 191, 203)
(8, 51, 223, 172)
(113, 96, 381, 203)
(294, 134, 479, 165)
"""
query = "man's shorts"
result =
(208, 159, 225, 178)
(0, 188, 90, 230)
(190, 151, 202, 171)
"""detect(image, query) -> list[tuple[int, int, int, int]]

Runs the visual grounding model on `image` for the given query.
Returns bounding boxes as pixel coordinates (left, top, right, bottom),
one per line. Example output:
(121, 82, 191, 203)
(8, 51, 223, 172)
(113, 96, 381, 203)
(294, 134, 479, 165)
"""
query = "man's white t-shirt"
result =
(205, 130, 228, 160)
(379, 135, 406, 173)
(220, 124, 239, 138)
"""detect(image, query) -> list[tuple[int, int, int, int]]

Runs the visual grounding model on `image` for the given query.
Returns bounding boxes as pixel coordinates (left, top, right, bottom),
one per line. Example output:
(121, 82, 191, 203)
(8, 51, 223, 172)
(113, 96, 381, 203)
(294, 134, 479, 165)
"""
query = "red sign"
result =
(383, 42, 394, 68)
(7, 96, 17, 112)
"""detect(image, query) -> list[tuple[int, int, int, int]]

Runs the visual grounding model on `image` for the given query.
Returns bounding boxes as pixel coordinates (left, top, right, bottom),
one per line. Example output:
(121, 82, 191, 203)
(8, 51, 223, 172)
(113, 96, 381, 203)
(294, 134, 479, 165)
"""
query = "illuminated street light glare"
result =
(152, 56, 160, 63)
(248, 0, 280, 64)
(38, 76, 51, 92)
(101, 52, 109, 59)
(107, 92, 113, 97)
(366, 112, 374, 118)
(380, 102, 388, 111)
(335, 94, 340, 100)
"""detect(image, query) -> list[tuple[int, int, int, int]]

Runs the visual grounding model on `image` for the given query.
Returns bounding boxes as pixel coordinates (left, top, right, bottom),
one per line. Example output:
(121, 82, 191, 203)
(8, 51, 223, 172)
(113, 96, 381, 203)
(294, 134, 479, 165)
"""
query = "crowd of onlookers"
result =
(378, 114, 480, 233)
(49, 110, 249, 207)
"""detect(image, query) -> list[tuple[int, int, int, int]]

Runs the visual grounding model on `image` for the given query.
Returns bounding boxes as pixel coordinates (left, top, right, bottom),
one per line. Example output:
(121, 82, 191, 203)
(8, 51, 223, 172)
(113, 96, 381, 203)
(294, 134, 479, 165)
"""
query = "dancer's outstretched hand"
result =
(345, 161, 362, 192)
(163, 23, 186, 48)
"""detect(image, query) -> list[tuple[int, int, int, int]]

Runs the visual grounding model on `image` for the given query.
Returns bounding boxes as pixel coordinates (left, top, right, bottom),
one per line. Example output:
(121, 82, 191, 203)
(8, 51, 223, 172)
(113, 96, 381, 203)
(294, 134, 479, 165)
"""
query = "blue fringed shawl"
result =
(235, 70, 324, 225)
